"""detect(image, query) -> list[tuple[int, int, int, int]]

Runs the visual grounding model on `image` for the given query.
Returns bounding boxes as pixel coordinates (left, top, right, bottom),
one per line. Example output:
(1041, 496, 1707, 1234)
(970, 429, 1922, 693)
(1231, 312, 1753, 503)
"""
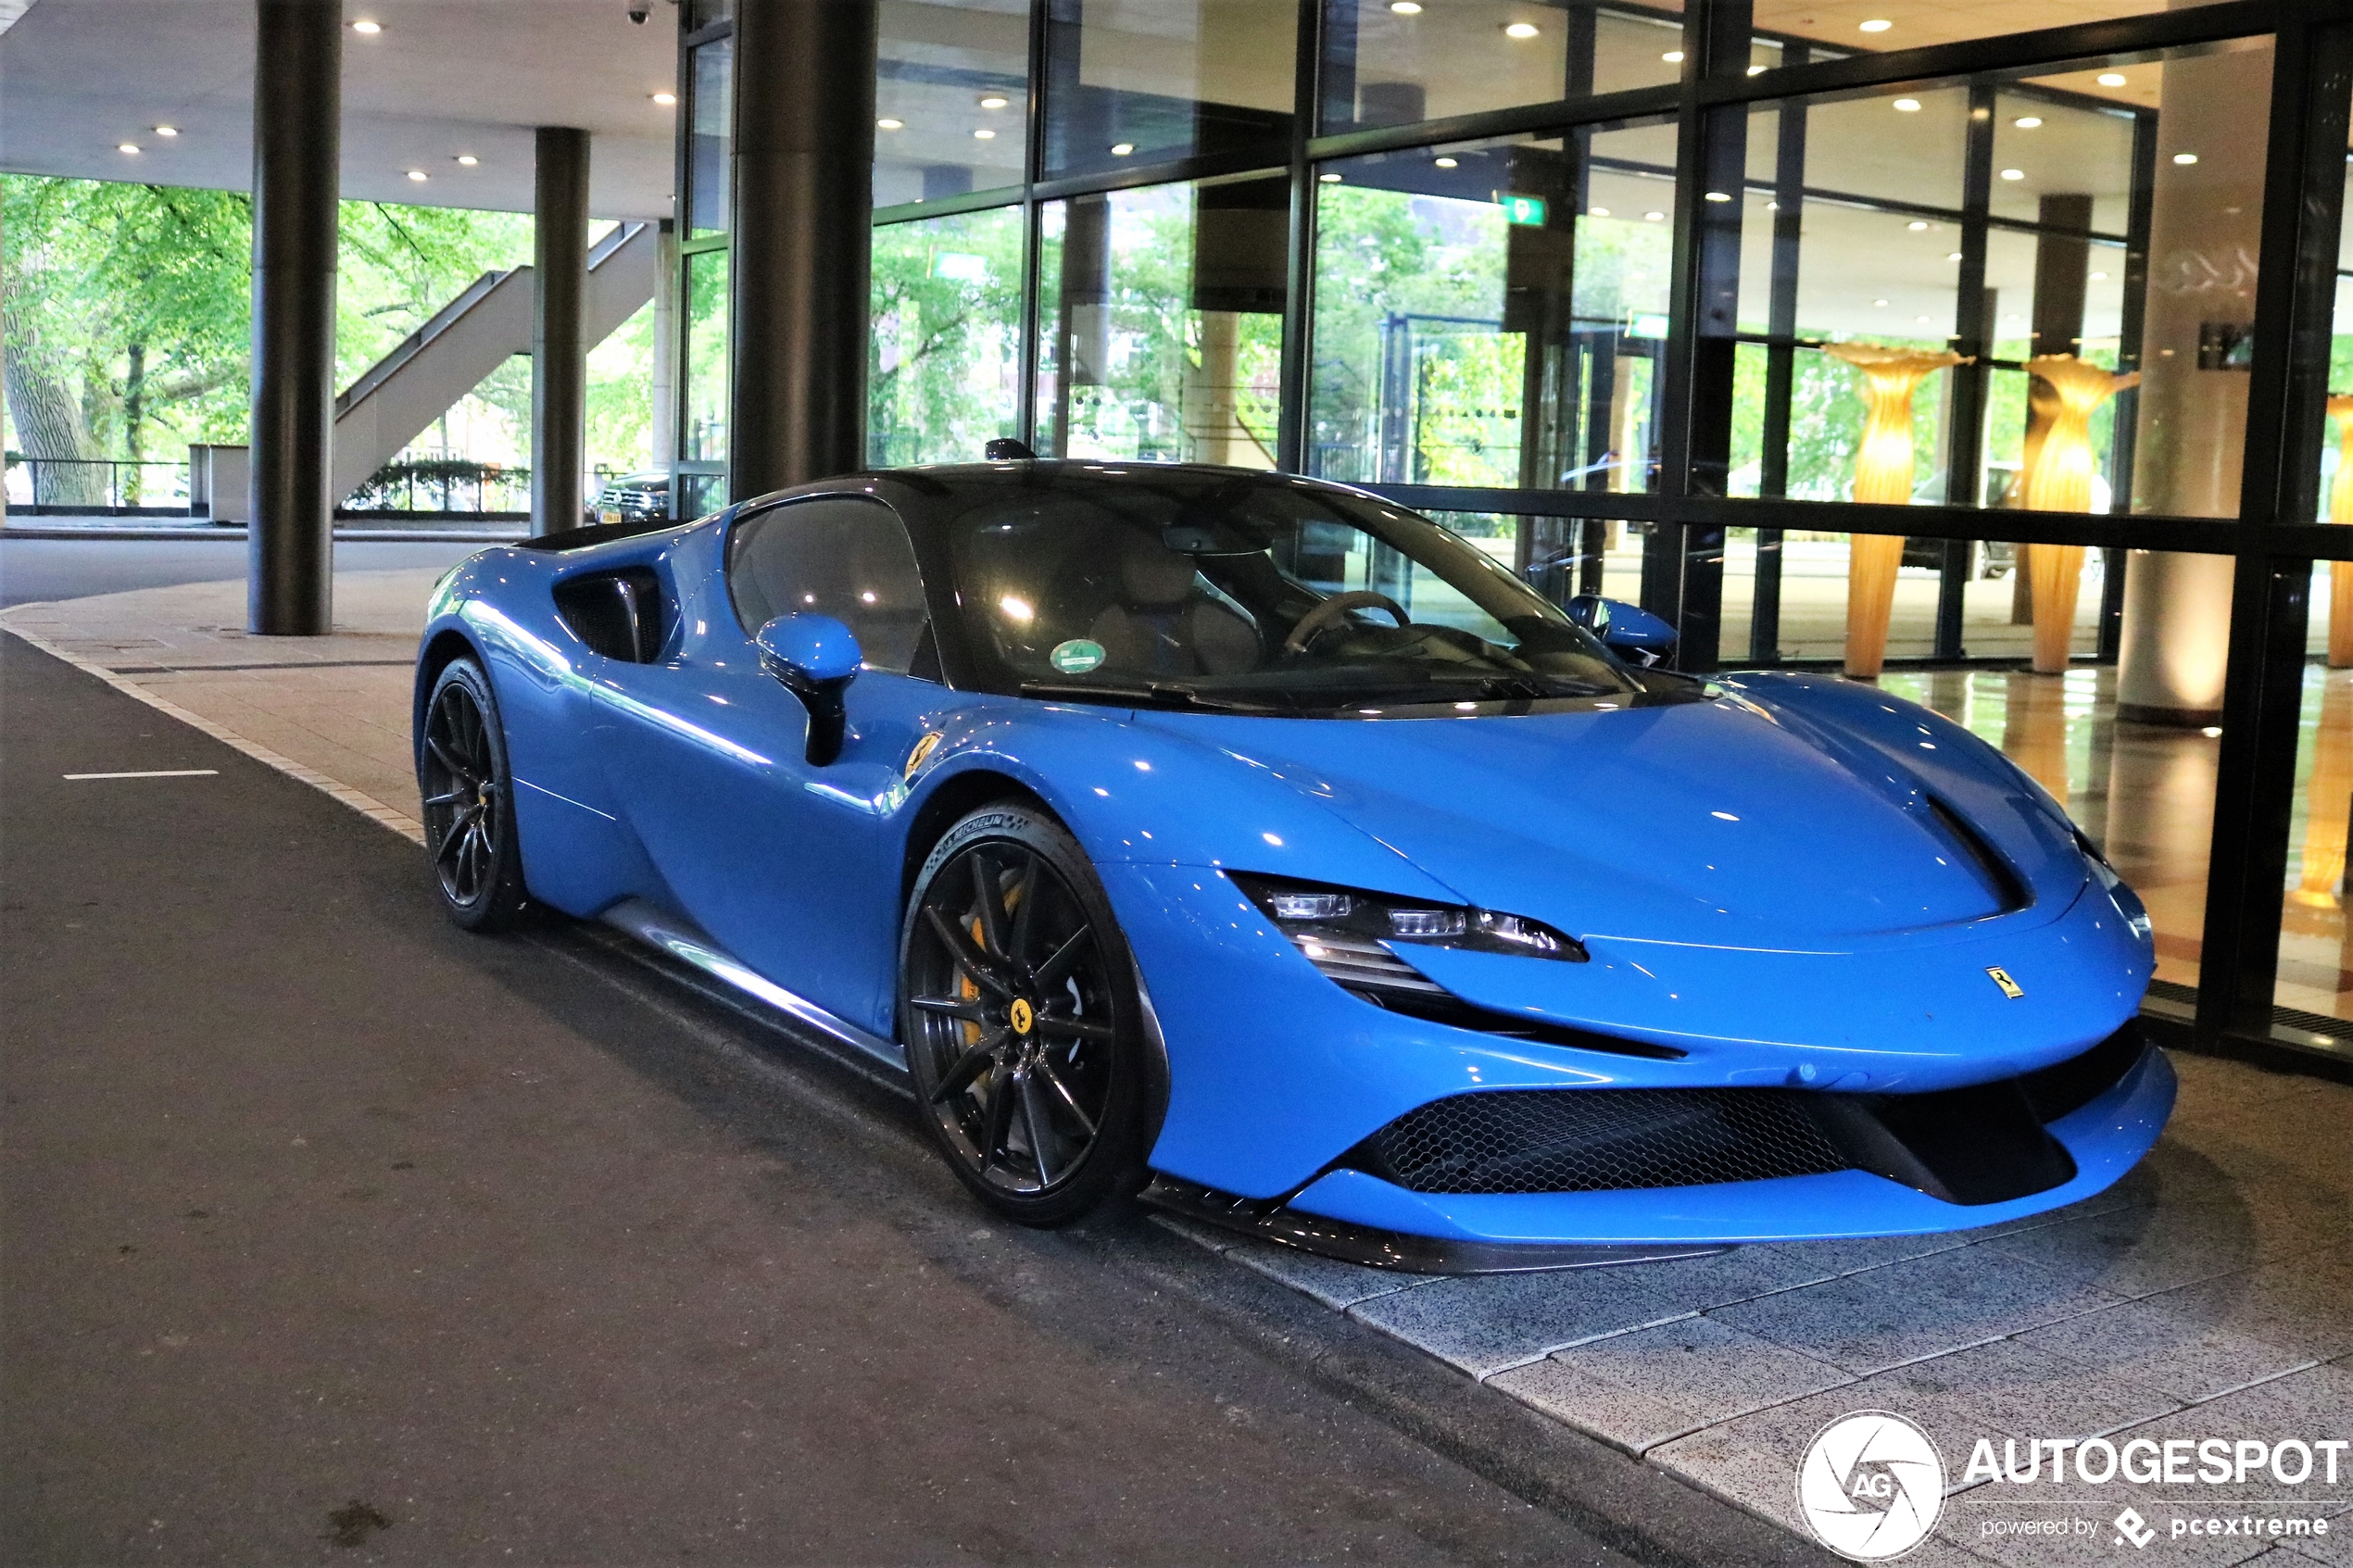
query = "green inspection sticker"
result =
(1050, 638, 1107, 674)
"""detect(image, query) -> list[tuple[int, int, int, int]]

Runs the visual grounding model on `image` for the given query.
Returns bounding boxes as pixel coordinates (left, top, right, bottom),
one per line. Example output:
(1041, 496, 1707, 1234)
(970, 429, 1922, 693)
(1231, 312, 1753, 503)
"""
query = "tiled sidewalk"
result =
(6, 568, 2349, 1563)
(1164, 1053, 2351, 1564)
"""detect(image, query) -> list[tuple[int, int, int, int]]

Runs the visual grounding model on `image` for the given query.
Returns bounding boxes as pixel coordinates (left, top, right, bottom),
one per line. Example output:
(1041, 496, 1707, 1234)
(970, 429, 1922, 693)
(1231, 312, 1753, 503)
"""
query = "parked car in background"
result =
(587, 470, 670, 527)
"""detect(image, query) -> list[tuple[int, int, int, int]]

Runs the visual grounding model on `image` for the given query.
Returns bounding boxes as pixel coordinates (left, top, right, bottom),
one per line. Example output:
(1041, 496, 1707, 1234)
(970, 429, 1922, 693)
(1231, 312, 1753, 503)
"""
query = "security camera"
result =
(626, 0, 650, 21)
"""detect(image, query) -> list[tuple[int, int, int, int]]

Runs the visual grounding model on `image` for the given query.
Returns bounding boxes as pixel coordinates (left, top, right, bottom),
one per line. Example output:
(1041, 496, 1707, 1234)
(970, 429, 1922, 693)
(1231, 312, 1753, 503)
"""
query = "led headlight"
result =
(1231, 872, 1589, 997)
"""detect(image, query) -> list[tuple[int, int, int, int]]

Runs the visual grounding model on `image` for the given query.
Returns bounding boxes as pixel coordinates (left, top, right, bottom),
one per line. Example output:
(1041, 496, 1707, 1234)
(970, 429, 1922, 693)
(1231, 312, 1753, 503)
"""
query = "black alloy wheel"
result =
(419, 658, 529, 931)
(900, 804, 1150, 1225)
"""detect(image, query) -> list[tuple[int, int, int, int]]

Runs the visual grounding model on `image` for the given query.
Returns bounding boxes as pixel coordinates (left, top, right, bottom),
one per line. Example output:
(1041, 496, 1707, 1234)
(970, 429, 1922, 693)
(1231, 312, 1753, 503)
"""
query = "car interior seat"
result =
(1085, 530, 1261, 677)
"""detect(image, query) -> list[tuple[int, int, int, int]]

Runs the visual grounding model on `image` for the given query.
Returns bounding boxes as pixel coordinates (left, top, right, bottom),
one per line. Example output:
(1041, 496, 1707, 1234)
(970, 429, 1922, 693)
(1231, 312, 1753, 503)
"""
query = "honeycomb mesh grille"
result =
(1349, 1088, 1852, 1196)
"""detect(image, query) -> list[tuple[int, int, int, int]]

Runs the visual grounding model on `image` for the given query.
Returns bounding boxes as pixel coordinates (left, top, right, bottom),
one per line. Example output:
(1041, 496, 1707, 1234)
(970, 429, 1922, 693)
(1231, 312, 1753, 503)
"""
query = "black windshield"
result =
(940, 471, 1633, 712)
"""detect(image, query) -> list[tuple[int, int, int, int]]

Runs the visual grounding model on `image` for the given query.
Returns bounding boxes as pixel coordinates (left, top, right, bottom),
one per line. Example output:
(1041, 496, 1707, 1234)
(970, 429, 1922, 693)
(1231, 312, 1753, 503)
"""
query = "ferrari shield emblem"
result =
(1985, 966, 2024, 999)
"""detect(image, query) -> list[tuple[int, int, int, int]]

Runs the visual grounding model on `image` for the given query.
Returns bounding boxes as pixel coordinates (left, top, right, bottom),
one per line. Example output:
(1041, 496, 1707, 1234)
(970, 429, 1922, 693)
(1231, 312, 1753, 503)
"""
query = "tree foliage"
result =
(3, 175, 560, 502)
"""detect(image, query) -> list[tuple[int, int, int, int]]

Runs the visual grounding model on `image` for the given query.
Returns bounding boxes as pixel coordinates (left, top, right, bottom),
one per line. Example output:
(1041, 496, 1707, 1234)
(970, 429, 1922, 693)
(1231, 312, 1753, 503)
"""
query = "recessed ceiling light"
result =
(1746, 63, 1767, 75)
(1590, 206, 1610, 217)
(1390, 1, 1421, 11)
(1873, 298, 1889, 307)
(1705, 190, 1731, 202)
(154, 125, 179, 138)
(2172, 152, 2198, 165)
(1947, 250, 1963, 261)
(651, 92, 678, 106)
(407, 169, 427, 182)
(1766, 199, 1779, 210)
(1319, 171, 1342, 182)
(1907, 220, 1928, 231)
(1643, 210, 1664, 221)
(1858, 18, 1892, 31)
(1893, 98, 1920, 112)
(877, 118, 904, 130)
(117, 142, 140, 154)
(972, 127, 996, 139)
(2000, 168, 2025, 180)
(2014, 116, 2043, 128)
(1432, 156, 1457, 168)
(978, 94, 1009, 109)
(1110, 142, 1134, 156)
(1662, 49, 1684, 62)
(2097, 72, 2128, 86)
(2090, 270, 2109, 281)
(350, 19, 381, 32)
(455, 154, 479, 166)
(1916, 315, 1931, 323)
(1504, 21, 1540, 38)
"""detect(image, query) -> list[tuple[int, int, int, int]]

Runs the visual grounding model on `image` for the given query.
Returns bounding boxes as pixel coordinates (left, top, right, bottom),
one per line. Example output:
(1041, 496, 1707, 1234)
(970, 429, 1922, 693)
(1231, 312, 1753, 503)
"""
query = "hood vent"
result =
(1924, 796, 2031, 914)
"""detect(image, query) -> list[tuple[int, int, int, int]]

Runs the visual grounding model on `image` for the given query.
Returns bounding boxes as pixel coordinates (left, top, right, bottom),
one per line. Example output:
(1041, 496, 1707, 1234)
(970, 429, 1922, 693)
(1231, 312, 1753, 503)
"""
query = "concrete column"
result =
(245, 0, 341, 635)
(2116, 36, 2268, 724)
(533, 126, 590, 536)
(728, 0, 878, 497)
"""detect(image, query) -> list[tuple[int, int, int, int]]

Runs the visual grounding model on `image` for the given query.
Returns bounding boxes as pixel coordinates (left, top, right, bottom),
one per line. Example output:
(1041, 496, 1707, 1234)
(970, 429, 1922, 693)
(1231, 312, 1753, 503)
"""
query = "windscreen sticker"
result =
(1050, 638, 1106, 674)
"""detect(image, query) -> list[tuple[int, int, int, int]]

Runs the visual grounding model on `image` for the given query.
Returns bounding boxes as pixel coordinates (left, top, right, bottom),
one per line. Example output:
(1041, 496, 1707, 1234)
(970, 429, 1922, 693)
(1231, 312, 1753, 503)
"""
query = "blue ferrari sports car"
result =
(412, 461, 2172, 1271)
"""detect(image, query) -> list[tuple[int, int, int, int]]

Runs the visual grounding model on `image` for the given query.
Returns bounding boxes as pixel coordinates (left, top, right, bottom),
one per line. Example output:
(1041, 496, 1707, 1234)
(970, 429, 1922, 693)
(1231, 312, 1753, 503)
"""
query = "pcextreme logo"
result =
(1797, 1411, 1946, 1561)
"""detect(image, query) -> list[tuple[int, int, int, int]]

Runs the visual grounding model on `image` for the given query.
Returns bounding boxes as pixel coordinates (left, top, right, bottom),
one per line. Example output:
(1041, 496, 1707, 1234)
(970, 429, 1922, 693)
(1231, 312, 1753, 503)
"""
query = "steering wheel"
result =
(1283, 591, 1410, 654)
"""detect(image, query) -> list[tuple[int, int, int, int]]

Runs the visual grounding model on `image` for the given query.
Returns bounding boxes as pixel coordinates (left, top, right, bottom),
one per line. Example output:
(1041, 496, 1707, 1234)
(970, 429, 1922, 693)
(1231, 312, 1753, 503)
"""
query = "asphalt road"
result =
(0, 635, 1826, 1567)
(0, 536, 484, 607)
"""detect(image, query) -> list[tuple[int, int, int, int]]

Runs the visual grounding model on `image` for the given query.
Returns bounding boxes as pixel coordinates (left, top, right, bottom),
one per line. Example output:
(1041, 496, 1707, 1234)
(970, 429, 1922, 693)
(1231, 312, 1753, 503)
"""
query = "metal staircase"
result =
(330, 220, 658, 504)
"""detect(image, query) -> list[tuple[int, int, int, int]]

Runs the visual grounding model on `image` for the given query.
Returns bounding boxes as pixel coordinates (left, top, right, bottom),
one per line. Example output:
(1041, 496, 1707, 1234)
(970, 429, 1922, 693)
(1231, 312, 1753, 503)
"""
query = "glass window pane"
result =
(727, 497, 930, 671)
(1036, 173, 1289, 465)
(1743, 2, 2239, 61)
(1732, 38, 2271, 530)
(687, 38, 733, 238)
(684, 248, 729, 464)
(869, 207, 1026, 466)
(1318, 0, 1683, 133)
(875, 0, 1029, 210)
(1307, 119, 1677, 493)
(1042, 1, 1297, 178)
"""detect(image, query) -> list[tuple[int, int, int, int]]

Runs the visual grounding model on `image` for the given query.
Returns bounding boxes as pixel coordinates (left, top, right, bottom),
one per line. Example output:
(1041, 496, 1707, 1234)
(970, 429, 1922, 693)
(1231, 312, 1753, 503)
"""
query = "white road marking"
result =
(62, 769, 221, 781)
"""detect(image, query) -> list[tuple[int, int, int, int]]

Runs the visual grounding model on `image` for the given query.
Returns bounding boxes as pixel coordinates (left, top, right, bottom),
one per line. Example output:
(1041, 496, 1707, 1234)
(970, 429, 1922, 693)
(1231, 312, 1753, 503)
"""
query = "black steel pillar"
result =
(729, 0, 878, 497)
(245, 0, 340, 635)
(533, 126, 590, 537)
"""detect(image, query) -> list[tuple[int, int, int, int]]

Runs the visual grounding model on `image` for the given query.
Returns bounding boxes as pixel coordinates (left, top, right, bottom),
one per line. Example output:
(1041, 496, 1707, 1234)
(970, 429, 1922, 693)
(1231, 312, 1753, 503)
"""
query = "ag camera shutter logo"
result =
(1798, 1411, 1946, 1560)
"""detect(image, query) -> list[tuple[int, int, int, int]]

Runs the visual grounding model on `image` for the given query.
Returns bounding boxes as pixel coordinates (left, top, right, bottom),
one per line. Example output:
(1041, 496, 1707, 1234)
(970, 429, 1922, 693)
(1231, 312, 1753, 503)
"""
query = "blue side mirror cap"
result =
(755, 613, 862, 688)
(1566, 595, 1678, 667)
(755, 614, 861, 766)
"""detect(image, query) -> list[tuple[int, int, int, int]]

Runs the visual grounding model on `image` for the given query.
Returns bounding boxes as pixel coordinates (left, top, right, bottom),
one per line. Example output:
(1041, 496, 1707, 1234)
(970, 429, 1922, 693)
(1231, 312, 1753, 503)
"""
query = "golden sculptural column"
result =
(1825, 343, 1965, 678)
(2017, 356, 2139, 674)
(2328, 394, 2353, 668)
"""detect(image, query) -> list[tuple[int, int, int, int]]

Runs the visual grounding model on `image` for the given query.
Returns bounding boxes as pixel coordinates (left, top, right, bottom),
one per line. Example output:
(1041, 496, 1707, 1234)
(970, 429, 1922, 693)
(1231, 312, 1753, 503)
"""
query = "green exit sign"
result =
(1499, 194, 1549, 227)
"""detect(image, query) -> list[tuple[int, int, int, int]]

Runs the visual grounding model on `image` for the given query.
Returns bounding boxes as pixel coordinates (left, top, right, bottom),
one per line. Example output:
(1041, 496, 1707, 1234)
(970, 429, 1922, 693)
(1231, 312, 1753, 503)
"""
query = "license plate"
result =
(599, 510, 622, 524)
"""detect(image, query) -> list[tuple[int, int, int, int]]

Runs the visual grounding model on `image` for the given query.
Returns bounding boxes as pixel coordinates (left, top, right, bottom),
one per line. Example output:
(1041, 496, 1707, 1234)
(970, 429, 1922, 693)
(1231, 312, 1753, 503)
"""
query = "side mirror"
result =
(755, 613, 862, 766)
(1566, 594, 1679, 669)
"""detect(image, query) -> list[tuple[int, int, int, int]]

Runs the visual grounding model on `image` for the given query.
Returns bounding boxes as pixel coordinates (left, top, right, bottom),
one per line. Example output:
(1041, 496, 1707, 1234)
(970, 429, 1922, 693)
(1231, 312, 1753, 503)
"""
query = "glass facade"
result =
(669, 0, 2353, 1067)
(1037, 174, 1288, 464)
(869, 206, 1026, 465)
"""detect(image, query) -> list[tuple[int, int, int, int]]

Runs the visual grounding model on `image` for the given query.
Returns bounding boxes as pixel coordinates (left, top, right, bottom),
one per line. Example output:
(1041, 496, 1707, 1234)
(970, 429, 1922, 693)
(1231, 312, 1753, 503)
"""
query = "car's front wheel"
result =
(899, 803, 1150, 1225)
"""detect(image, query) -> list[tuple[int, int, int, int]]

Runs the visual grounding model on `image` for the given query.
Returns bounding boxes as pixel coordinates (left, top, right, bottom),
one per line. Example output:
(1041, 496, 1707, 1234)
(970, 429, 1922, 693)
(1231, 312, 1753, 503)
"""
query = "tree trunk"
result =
(1, 287, 107, 508)
(124, 342, 145, 504)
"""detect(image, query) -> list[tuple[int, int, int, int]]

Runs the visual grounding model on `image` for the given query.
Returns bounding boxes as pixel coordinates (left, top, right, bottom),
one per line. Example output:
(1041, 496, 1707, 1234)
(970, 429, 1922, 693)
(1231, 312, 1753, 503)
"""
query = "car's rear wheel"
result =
(899, 804, 1149, 1225)
(420, 658, 529, 931)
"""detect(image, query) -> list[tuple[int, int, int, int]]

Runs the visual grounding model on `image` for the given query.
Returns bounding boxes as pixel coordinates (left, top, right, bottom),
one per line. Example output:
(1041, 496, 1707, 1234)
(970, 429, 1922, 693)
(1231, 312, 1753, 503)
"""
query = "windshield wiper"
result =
(1016, 680, 1291, 714)
(1466, 673, 1619, 700)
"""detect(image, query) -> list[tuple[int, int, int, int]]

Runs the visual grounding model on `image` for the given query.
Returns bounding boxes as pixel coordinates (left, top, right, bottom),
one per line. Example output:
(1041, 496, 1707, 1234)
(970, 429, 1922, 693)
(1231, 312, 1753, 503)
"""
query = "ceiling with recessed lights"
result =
(0, 0, 679, 216)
